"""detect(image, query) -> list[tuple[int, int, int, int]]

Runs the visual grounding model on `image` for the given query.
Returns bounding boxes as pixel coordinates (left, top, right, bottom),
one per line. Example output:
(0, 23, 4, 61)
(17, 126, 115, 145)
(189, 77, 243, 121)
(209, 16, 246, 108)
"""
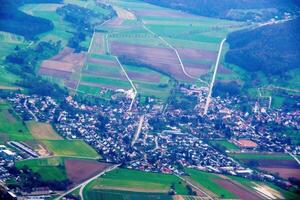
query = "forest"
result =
(142, 0, 300, 21)
(0, 0, 62, 39)
(226, 18, 300, 75)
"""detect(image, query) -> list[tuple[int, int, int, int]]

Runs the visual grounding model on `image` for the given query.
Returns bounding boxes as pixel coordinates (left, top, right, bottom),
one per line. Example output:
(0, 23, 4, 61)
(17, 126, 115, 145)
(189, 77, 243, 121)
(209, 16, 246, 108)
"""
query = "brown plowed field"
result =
(242, 159, 299, 168)
(260, 167, 300, 179)
(39, 47, 86, 82)
(178, 48, 217, 61)
(65, 159, 112, 184)
(111, 42, 210, 80)
(242, 158, 300, 179)
(87, 57, 118, 66)
(213, 179, 263, 200)
(134, 10, 196, 18)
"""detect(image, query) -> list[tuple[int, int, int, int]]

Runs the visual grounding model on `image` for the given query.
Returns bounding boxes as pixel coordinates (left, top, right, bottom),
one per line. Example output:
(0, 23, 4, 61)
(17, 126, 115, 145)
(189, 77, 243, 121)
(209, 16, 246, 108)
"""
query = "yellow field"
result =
(27, 121, 63, 140)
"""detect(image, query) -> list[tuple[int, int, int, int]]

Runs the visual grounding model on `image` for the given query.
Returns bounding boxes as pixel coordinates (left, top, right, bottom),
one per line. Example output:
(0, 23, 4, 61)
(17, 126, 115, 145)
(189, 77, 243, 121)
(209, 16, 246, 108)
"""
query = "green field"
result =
(42, 140, 99, 158)
(20, 3, 74, 45)
(210, 140, 239, 151)
(185, 168, 236, 199)
(229, 175, 300, 200)
(0, 107, 33, 143)
(83, 168, 189, 199)
(15, 157, 67, 181)
(85, 189, 172, 200)
(229, 153, 294, 160)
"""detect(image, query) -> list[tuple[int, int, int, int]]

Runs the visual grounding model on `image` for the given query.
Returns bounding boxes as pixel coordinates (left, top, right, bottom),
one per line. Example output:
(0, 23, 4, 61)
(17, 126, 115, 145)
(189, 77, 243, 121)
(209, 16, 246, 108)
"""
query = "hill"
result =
(225, 19, 300, 75)
(142, 0, 300, 21)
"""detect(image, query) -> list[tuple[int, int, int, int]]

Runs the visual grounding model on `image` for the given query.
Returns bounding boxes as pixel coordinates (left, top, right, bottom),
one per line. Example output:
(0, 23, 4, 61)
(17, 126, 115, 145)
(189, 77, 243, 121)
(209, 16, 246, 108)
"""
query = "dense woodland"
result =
(0, 0, 62, 39)
(57, 3, 116, 52)
(226, 19, 300, 75)
(142, 0, 300, 21)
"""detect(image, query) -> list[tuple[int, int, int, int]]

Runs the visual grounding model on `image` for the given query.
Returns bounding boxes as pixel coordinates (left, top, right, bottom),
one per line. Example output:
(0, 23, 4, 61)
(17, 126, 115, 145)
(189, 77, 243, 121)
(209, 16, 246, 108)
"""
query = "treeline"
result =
(226, 19, 300, 75)
(0, 0, 62, 39)
(5, 41, 68, 98)
(57, 3, 116, 52)
(142, 0, 300, 21)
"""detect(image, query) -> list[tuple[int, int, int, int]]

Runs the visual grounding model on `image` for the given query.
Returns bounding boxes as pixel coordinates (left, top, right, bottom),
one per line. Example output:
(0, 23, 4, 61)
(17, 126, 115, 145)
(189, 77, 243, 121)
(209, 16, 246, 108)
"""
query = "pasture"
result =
(42, 140, 99, 158)
(210, 140, 239, 151)
(0, 108, 33, 143)
(83, 168, 189, 199)
(185, 168, 236, 199)
(15, 157, 67, 181)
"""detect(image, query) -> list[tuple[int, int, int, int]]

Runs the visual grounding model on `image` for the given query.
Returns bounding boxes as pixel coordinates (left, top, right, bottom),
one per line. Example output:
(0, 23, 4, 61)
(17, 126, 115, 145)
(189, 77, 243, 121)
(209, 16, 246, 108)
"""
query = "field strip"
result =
(287, 151, 300, 165)
(141, 20, 209, 87)
(203, 38, 226, 115)
(115, 56, 137, 111)
(55, 164, 120, 200)
(21, 155, 100, 161)
(175, 175, 214, 200)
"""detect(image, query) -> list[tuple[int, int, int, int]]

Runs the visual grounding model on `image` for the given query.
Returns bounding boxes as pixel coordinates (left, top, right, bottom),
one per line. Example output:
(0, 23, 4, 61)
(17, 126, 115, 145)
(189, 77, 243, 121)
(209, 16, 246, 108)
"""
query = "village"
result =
(0, 84, 299, 189)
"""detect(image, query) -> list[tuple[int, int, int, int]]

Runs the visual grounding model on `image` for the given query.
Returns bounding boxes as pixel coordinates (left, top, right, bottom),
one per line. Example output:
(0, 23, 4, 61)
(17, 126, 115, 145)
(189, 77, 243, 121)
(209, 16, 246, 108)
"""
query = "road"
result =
(115, 56, 137, 111)
(141, 22, 209, 87)
(287, 152, 300, 165)
(24, 99, 38, 121)
(55, 164, 120, 200)
(175, 175, 214, 200)
(203, 38, 226, 115)
(131, 115, 144, 146)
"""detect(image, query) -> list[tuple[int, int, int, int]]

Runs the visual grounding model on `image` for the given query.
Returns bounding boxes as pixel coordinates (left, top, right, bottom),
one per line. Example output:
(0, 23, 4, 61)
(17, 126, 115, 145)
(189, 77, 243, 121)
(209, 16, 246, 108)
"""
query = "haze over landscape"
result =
(0, 0, 300, 199)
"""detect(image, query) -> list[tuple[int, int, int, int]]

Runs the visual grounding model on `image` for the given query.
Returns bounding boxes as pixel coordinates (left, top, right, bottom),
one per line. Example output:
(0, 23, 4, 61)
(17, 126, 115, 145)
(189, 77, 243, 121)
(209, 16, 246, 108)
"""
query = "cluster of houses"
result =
(4, 84, 299, 178)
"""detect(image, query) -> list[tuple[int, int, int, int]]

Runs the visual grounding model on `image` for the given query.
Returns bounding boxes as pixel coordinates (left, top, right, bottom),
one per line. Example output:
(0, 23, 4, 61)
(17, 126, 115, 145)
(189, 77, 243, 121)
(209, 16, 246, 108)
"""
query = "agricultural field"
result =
(185, 168, 293, 200)
(15, 157, 67, 181)
(210, 140, 239, 151)
(0, 104, 33, 143)
(26, 121, 63, 140)
(42, 140, 99, 159)
(73, 0, 246, 101)
(230, 152, 300, 180)
(15, 157, 111, 184)
(83, 168, 189, 200)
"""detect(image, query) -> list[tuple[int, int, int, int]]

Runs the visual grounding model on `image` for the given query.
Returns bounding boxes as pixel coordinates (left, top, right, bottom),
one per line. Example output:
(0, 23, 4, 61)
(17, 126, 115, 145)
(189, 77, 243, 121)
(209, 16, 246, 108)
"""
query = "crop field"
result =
(230, 152, 300, 180)
(0, 107, 33, 143)
(42, 140, 99, 158)
(65, 159, 112, 184)
(85, 189, 172, 200)
(83, 168, 189, 199)
(185, 168, 236, 199)
(26, 121, 63, 140)
(39, 47, 86, 89)
(15, 157, 67, 181)
(210, 140, 239, 151)
(15, 157, 110, 184)
(229, 175, 300, 200)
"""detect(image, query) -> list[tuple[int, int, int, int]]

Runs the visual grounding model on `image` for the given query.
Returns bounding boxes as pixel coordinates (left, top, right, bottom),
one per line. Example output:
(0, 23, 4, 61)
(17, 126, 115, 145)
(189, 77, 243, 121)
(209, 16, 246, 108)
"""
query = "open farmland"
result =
(15, 157, 67, 181)
(42, 140, 99, 159)
(26, 121, 63, 140)
(83, 168, 189, 200)
(0, 106, 33, 143)
(39, 47, 86, 89)
(231, 152, 300, 180)
(65, 159, 112, 184)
